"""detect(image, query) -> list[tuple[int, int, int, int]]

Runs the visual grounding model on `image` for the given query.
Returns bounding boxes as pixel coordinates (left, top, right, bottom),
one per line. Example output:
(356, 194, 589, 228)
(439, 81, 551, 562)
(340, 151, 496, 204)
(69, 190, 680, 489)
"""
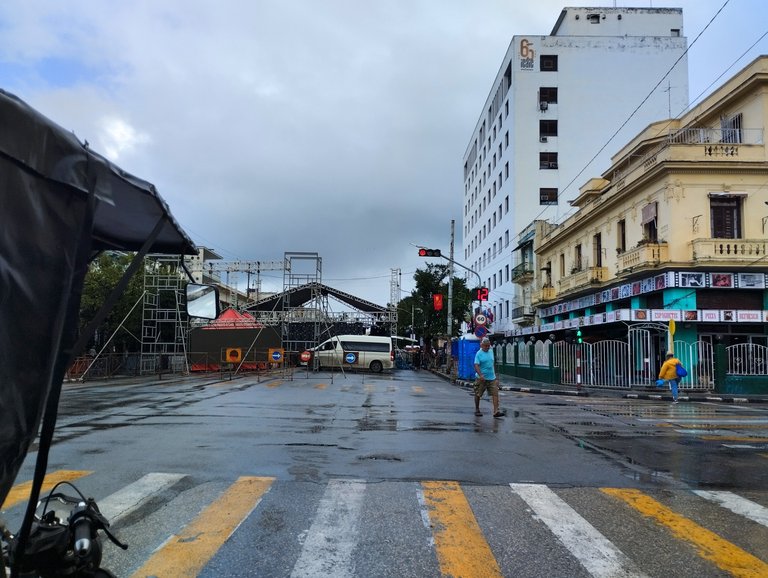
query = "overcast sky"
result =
(2, 1, 767, 307)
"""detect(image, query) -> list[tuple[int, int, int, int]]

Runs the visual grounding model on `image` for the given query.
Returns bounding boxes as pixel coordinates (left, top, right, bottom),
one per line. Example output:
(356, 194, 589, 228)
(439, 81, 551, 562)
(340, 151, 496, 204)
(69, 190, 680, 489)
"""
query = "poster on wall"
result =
(683, 310, 699, 321)
(655, 274, 667, 290)
(641, 278, 655, 293)
(680, 272, 705, 287)
(632, 309, 649, 321)
(738, 273, 765, 288)
(710, 273, 734, 288)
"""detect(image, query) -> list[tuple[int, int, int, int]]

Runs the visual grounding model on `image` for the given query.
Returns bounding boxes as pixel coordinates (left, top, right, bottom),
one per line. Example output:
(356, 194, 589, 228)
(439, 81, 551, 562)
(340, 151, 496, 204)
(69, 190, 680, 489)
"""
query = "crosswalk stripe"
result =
(130, 476, 274, 578)
(693, 490, 768, 528)
(510, 483, 647, 578)
(2, 470, 92, 509)
(290, 479, 366, 578)
(602, 488, 768, 577)
(422, 480, 503, 578)
(98, 473, 186, 523)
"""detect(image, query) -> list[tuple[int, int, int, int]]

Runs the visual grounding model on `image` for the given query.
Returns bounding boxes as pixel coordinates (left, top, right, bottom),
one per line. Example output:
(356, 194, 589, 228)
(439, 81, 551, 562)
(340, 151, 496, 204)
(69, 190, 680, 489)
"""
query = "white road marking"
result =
(415, 487, 436, 547)
(693, 490, 768, 528)
(98, 472, 186, 522)
(509, 483, 648, 578)
(290, 479, 366, 578)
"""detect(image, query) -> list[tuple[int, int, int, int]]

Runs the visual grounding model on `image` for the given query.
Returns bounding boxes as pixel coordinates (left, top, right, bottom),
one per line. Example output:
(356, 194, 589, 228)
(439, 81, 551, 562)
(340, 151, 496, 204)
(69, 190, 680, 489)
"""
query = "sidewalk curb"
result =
(437, 372, 768, 404)
(624, 392, 768, 404)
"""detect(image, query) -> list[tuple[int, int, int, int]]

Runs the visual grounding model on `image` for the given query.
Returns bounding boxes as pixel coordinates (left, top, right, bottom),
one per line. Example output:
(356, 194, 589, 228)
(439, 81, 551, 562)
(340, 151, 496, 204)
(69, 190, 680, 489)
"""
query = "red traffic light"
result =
(418, 248, 441, 257)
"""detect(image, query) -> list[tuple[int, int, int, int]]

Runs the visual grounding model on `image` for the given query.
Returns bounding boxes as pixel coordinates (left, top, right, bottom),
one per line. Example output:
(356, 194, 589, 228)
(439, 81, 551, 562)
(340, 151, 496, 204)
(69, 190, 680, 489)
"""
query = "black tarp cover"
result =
(0, 88, 196, 507)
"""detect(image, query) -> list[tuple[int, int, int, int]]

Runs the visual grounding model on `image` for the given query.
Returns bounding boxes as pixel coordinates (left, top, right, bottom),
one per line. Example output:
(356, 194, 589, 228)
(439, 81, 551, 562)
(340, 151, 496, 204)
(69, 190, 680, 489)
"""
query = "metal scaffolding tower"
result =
(140, 255, 186, 374)
(281, 252, 322, 357)
(390, 268, 400, 336)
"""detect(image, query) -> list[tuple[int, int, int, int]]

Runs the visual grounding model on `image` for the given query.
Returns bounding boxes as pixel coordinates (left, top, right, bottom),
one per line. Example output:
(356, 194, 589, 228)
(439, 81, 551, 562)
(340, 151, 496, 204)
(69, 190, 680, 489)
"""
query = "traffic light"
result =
(418, 248, 441, 257)
(577, 329, 583, 344)
(475, 287, 489, 301)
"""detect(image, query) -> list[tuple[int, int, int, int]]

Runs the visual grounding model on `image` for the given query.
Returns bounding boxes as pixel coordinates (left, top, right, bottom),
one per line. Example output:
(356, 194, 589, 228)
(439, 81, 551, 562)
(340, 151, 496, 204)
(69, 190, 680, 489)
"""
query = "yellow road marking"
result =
(760, 453, 768, 459)
(131, 476, 274, 578)
(2, 470, 92, 509)
(314, 383, 328, 390)
(412, 385, 425, 394)
(602, 488, 768, 577)
(266, 380, 283, 388)
(421, 480, 502, 578)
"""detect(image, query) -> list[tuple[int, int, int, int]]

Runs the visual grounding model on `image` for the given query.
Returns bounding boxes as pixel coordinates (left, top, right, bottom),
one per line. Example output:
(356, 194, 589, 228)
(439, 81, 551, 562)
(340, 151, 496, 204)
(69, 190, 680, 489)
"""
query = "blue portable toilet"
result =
(458, 335, 481, 380)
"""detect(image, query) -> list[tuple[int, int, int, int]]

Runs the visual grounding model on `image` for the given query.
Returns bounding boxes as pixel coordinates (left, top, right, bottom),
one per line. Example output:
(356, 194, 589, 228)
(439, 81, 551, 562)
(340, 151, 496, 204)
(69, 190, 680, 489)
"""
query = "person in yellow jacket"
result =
(658, 351, 682, 402)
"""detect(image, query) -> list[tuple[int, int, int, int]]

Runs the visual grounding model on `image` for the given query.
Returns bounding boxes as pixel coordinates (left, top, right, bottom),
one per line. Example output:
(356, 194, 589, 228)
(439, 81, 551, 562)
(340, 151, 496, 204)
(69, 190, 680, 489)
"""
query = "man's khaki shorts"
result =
(474, 377, 498, 398)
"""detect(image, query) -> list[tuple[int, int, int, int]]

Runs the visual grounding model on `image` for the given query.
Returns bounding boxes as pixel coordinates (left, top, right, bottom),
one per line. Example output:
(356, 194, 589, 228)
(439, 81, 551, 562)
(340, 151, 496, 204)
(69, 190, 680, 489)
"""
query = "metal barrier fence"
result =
(553, 339, 715, 390)
(727, 343, 768, 375)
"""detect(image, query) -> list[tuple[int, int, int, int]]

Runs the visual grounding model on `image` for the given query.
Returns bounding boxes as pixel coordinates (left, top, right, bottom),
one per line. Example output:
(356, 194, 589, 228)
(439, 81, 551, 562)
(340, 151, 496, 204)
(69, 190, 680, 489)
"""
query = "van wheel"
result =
(369, 360, 383, 373)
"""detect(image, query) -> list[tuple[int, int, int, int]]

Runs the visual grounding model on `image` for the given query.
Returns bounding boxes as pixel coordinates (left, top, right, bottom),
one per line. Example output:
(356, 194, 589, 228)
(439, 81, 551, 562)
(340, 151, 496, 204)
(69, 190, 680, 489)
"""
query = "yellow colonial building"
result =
(511, 56, 768, 388)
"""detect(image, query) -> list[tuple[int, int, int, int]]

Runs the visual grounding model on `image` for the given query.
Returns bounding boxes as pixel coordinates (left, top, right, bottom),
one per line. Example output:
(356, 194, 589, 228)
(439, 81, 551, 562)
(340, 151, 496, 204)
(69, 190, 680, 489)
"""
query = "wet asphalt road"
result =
(5, 368, 768, 576)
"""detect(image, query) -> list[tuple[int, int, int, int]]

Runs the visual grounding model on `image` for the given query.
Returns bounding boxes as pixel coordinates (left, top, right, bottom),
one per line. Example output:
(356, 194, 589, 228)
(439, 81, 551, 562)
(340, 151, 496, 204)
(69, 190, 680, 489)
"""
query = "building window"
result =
(721, 113, 742, 144)
(559, 254, 565, 278)
(505, 132, 509, 148)
(710, 196, 742, 238)
(641, 202, 658, 242)
(587, 13, 600, 24)
(504, 196, 509, 213)
(593, 233, 602, 267)
(539, 188, 558, 205)
(539, 120, 558, 138)
(540, 55, 558, 71)
(574, 245, 582, 272)
(539, 87, 558, 103)
(504, 162, 509, 179)
(617, 219, 626, 253)
(539, 152, 558, 169)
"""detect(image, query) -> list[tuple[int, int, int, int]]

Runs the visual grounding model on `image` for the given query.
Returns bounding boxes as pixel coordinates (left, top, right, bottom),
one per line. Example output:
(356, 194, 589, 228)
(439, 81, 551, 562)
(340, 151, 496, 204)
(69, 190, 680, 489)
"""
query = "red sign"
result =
(433, 294, 443, 311)
(300, 351, 312, 363)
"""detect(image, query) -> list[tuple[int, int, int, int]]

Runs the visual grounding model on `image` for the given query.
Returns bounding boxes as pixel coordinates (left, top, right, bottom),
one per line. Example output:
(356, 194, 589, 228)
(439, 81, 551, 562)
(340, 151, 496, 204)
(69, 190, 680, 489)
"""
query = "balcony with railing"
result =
(617, 242, 669, 273)
(691, 238, 768, 263)
(511, 262, 534, 284)
(611, 127, 765, 192)
(510, 305, 535, 323)
(558, 266, 609, 292)
(532, 285, 556, 304)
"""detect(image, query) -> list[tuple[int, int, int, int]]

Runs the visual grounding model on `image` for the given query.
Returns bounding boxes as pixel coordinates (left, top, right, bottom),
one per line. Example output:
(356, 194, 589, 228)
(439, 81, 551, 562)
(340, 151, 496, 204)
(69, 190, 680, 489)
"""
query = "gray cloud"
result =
(1, 0, 766, 305)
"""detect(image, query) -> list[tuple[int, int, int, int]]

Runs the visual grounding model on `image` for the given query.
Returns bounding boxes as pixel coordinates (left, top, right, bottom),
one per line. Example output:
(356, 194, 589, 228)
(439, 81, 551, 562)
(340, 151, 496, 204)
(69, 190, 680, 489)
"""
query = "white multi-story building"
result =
(462, 6, 689, 335)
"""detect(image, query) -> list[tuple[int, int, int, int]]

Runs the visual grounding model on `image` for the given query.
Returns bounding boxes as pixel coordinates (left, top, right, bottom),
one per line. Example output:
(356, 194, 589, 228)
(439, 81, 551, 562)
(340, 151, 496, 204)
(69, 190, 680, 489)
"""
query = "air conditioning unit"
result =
(539, 101, 548, 111)
(549, 162, 558, 169)
(539, 136, 548, 143)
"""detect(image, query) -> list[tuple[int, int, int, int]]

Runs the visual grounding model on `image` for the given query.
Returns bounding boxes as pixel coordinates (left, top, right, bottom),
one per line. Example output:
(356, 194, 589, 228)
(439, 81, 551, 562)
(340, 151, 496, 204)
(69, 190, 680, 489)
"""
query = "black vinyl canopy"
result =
(0, 88, 196, 507)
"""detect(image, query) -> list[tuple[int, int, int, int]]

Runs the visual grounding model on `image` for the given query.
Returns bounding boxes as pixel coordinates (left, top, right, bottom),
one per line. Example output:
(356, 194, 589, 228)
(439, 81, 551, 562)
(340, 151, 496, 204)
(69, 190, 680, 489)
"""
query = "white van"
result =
(309, 335, 393, 373)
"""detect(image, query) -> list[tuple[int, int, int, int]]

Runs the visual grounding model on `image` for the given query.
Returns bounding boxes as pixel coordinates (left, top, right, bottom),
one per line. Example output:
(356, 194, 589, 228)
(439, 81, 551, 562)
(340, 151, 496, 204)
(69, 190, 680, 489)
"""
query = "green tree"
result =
(397, 264, 471, 341)
(79, 253, 145, 353)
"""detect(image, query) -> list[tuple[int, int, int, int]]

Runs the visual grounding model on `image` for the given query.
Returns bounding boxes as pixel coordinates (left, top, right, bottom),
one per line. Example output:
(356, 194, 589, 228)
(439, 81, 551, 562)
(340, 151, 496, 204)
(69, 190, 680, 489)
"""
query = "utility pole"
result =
(447, 220, 454, 336)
